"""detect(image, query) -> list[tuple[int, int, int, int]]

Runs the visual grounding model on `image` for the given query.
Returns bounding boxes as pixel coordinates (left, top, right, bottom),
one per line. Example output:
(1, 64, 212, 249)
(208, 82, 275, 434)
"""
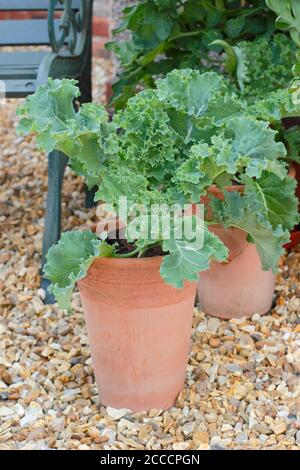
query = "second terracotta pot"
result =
(197, 225, 275, 319)
(78, 256, 196, 412)
(197, 184, 276, 319)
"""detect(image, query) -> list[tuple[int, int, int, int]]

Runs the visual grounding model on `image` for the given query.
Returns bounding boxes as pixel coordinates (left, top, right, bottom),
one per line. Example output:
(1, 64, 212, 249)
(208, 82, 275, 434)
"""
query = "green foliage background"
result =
(108, 0, 278, 109)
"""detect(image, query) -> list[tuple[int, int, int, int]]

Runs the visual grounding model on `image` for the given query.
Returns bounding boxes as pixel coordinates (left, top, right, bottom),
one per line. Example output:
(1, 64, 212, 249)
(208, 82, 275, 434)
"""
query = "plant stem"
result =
(113, 247, 140, 258)
(207, 220, 219, 225)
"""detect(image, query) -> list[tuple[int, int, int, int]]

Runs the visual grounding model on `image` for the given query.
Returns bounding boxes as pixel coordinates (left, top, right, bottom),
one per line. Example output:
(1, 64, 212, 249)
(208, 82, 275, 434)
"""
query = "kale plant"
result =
(17, 70, 299, 311)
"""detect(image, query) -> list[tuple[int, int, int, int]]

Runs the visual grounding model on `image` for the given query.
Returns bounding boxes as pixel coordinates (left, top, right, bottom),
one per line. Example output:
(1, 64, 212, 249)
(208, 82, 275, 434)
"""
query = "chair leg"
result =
(78, 40, 96, 209)
(41, 150, 68, 304)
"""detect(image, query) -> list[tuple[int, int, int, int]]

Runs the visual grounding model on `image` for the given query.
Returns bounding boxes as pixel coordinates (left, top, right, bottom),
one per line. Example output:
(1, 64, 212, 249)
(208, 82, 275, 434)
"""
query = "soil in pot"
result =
(78, 244, 196, 412)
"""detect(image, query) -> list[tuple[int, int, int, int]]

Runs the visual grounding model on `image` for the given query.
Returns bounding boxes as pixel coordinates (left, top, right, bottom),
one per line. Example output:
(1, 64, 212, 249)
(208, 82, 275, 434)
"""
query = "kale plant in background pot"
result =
(153, 70, 299, 319)
(17, 69, 299, 410)
(265, 0, 300, 247)
(216, 32, 300, 213)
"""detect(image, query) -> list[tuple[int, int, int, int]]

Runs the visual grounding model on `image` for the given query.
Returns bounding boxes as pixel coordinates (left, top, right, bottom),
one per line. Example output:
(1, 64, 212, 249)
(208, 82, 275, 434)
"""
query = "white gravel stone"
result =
(106, 407, 132, 421)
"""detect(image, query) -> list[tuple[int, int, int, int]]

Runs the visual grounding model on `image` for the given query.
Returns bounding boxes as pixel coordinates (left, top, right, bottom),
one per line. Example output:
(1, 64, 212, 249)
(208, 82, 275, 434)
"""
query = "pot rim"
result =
(90, 252, 164, 269)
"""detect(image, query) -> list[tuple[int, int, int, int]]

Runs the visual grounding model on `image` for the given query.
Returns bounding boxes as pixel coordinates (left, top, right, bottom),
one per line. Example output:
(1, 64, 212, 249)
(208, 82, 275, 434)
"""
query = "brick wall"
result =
(93, 0, 112, 58)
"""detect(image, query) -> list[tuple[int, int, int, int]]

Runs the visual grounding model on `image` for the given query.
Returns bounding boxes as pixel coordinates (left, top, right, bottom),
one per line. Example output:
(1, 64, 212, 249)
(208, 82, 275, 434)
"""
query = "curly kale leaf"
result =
(249, 88, 300, 125)
(156, 69, 225, 117)
(284, 126, 300, 163)
(160, 223, 228, 288)
(95, 167, 149, 207)
(156, 69, 243, 145)
(113, 89, 179, 186)
(174, 143, 227, 202)
(17, 79, 118, 187)
(17, 78, 80, 144)
(243, 172, 299, 231)
(43, 231, 115, 312)
(215, 117, 287, 177)
(222, 34, 297, 99)
(175, 116, 287, 202)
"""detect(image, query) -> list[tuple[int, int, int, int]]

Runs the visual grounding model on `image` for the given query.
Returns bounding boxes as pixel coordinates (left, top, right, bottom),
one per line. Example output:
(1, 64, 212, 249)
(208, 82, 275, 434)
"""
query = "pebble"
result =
(209, 337, 220, 348)
(226, 364, 243, 375)
(235, 432, 248, 444)
(20, 403, 44, 427)
(106, 407, 132, 421)
(251, 313, 261, 322)
(205, 413, 218, 423)
(193, 431, 209, 446)
(210, 436, 222, 447)
(217, 376, 226, 386)
(182, 422, 194, 437)
(271, 421, 287, 436)
(207, 318, 221, 333)
(0, 406, 13, 417)
(101, 429, 116, 446)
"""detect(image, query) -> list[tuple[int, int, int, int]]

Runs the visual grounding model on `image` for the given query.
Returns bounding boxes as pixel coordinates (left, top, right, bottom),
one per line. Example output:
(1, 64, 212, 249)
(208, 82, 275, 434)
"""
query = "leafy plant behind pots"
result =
(108, 0, 277, 109)
(17, 69, 299, 311)
(217, 33, 300, 164)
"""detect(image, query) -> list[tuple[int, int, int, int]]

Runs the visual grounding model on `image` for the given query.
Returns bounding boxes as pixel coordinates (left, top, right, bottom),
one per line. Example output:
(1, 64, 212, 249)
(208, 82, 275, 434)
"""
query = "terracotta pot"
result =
(198, 187, 265, 319)
(197, 226, 275, 319)
(78, 257, 196, 412)
(197, 165, 297, 319)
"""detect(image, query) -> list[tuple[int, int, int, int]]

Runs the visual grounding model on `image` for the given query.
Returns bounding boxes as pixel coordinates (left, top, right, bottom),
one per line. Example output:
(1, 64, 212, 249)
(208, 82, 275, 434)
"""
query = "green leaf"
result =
(43, 231, 115, 312)
(249, 88, 300, 125)
(156, 69, 224, 117)
(107, 0, 276, 108)
(243, 172, 299, 231)
(17, 78, 117, 186)
(283, 126, 300, 163)
(228, 34, 297, 99)
(206, 9, 222, 28)
(215, 117, 287, 177)
(95, 168, 149, 206)
(267, 1, 300, 46)
(17, 78, 79, 151)
(114, 89, 179, 186)
(226, 16, 245, 38)
(210, 39, 237, 75)
(174, 143, 226, 202)
(160, 224, 228, 288)
(232, 45, 248, 92)
(206, 93, 244, 125)
(105, 40, 140, 65)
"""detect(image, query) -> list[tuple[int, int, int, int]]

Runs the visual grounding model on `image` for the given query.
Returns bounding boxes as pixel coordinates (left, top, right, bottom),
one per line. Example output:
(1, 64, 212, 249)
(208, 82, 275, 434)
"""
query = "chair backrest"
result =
(0, 1, 81, 47)
(0, 1, 80, 11)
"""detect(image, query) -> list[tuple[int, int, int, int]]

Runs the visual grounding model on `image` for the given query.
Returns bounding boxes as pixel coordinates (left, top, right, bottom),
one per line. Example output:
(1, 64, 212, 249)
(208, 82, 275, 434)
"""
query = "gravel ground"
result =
(0, 58, 300, 451)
